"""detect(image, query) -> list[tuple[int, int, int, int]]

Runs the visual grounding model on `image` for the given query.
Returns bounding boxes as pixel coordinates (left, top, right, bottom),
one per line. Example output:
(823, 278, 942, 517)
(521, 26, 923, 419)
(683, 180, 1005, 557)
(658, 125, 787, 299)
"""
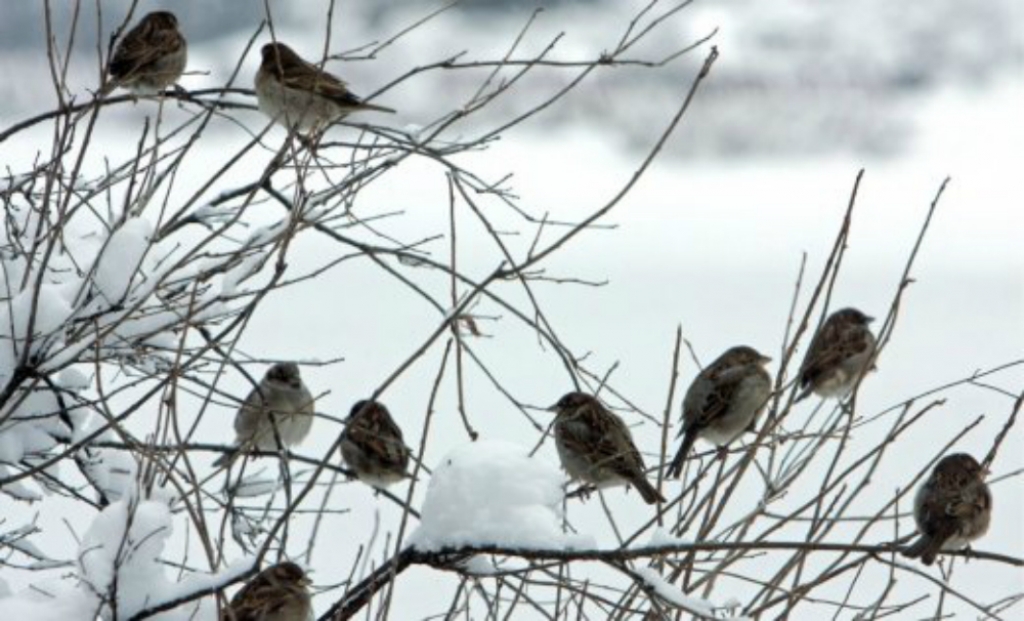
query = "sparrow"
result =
(255, 42, 395, 132)
(213, 363, 315, 468)
(903, 453, 992, 566)
(667, 345, 772, 478)
(340, 399, 412, 487)
(796, 307, 876, 402)
(106, 11, 187, 95)
(549, 392, 665, 505)
(223, 561, 312, 621)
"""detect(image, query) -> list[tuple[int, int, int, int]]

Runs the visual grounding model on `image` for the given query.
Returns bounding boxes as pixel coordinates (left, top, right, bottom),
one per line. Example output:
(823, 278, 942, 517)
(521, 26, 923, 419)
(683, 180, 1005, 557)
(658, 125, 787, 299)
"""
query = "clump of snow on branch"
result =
(634, 567, 716, 618)
(0, 385, 68, 467)
(71, 408, 139, 504)
(0, 285, 73, 361)
(79, 498, 178, 617)
(0, 371, 79, 502)
(0, 495, 236, 621)
(409, 440, 594, 551)
(642, 527, 693, 548)
(0, 171, 300, 485)
(91, 217, 153, 303)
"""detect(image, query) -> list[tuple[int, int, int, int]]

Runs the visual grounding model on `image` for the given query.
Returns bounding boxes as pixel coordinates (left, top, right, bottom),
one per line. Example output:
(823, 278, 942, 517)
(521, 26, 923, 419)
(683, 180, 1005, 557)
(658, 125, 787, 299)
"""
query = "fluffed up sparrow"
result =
(255, 42, 395, 132)
(903, 453, 992, 566)
(667, 345, 772, 478)
(213, 363, 315, 467)
(223, 561, 312, 621)
(106, 11, 187, 95)
(796, 307, 876, 402)
(549, 392, 665, 505)
(340, 399, 412, 487)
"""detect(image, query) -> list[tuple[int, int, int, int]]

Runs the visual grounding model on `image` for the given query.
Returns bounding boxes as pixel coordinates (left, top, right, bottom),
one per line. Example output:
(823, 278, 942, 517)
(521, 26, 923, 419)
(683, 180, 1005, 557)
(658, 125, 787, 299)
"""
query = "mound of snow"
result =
(409, 440, 593, 552)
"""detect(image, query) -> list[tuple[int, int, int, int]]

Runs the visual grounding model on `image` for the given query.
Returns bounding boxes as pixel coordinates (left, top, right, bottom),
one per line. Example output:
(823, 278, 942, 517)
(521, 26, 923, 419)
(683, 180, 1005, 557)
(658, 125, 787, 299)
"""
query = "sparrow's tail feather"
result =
(212, 448, 237, 468)
(666, 429, 699, 479)
(902, 534, 942, 565)
(359, 102, 396, 114)
(794, 383, 813, 403)
(96, 80, 118, 99)
(632, 476, 666, 505)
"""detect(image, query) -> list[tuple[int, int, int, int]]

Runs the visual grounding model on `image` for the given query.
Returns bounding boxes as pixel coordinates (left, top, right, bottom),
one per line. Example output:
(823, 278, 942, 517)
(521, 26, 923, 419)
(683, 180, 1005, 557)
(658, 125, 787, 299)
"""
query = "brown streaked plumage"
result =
(255, 42, 395, 132)
(796, 307, 876, 402)
(667, 345, 772, 478)
(902, 453, 992, 566)
(549, 392, 665, 505)
(213, 363, 315, 468)
(107, 11, 187, 95)
(223, 562, 312, 621)
(340, 399, 412, 487)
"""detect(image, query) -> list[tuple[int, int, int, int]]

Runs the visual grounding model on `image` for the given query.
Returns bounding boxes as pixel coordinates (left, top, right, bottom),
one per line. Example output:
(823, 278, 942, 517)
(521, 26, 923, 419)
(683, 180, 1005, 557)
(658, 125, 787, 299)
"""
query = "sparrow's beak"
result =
(759, 355, 773, 364)
(865, 316, 876, 323)
(546, 403, 560, 413)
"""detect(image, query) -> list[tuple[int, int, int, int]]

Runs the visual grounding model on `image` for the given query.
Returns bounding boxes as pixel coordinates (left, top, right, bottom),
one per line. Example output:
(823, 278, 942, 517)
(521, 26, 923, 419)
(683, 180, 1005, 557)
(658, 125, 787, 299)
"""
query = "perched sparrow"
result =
(340, 399, 412, 487)
(667, 346, 772, 478)
(213, 363, 315, 467)
(903, 453, 992, 565)
(106, 11, 187, 95)
(796, 307, 876, 402)
(223, 561, 312, 621)
(549, 392, 665, 505)
(255, 42, 395, 132)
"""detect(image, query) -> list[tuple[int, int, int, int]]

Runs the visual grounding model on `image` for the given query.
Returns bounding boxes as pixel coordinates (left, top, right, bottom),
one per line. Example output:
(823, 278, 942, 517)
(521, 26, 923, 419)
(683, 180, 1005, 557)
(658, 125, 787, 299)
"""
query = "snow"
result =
(3, 499, 175, 619)
(0, 583, 96, 621)
(409, 440, 595, 552)
(0, 433, 26, 466)
(72, 411, 139, 503)
(92, 217, 153, 303)
(0, 374, 69, 486)
(191, 202, 235, 226)
(0, 470, 42, 501)
(644, 527, 693, 548)
(245, 218, 291, 248)
(721, 597, 743, 609)
(634, 566, 716, 617)
(0, 203, 231, 378)
(402, 123, 425, 142)
(58, 368, 90, 392)
(0, 523, 69, 570)
(78, 498, 175, 616)
(0, 284, 73, 365)
(0, 496, 253, 621)
(461, 555, 500, 575)
(140, 558, 253, 620)
(223, 253, 267, 295)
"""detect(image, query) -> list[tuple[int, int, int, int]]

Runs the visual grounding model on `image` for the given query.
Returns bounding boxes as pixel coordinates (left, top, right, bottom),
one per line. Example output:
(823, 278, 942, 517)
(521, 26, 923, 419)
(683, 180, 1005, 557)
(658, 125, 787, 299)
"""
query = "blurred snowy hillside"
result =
(1, 0, 1020, 157)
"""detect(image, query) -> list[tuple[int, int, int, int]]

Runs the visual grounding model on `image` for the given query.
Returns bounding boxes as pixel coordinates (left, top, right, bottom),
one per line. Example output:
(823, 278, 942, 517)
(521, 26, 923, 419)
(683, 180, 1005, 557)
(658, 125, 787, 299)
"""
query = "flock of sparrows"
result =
(105, 10, 993, 618)
(214, 312, 991, 617)
(105, 11, 394, 131)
